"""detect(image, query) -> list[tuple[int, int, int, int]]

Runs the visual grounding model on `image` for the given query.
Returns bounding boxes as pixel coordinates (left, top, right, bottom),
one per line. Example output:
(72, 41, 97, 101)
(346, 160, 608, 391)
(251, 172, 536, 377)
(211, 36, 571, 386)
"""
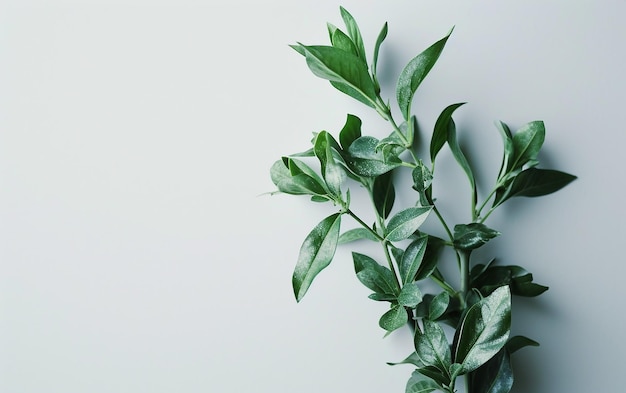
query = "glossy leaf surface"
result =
(454, 286, 511, 373)
(504, 168, 577, 199)
(400, 234, 428, 284)
(453, 223, 500, 251)
(428, 292, 450, 321)
(353, 252, 398, 296)
(447, 119, 476, 198)
(397, 30, 452, 120)
(470, 348, 513, 393)
(338, 228, 378, 244)
(347, 136, 402, 177)
(270, 160, 327, 197)
(293, 213, 342, 302)
(405, 371, 440, 393)
(339, 114, 362, 150)
(414, 319, 451, 373)
(380, 304, 408, 332)
(508, 121, 545, 171)
(386, 207, 432, 242)
(398, 282, 423, 308)
(373, 171, 396, 219)
(430, 102, 465, 162)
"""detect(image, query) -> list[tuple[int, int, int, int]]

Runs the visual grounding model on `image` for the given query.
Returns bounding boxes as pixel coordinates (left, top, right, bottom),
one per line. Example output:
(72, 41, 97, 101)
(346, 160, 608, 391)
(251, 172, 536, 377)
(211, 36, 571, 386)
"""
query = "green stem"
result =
(346, 209, 384, 242)
(382, 240, 402, 290)
(459, 250, 471, 309)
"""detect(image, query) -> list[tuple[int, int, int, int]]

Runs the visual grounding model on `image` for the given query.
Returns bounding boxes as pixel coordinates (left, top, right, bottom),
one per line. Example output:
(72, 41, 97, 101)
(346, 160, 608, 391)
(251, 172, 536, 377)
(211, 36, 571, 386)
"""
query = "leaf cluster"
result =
(270, 7, 576, 393)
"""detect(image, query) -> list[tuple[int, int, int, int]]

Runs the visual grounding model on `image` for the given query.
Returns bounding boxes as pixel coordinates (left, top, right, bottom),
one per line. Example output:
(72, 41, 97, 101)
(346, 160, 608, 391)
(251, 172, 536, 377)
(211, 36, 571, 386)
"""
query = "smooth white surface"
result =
(1, 1, 624, 392)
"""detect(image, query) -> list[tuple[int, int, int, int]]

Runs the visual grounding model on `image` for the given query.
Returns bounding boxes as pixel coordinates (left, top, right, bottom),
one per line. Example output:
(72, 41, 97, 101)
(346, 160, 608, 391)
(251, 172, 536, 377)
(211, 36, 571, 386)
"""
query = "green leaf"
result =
(347, 136, 402, 177)
(400, 234, 428, 284)
(506, 335, 539, 354)
(454, 286, 511, 373)
(338, 228, 378, 244)
(387, 352, 424, 367)
(373, 171, 396, 219)
(396, 29, 452, 120)
(446, 119, 476, 202)
(504, 168, 577, 199)
(270, 160, 327, 197)
(405, 371, 441, 393)
(414, 319, 451, 373)
(453, 223, 500, 251)
(411, 161, 433, 207)
(495, 121, 514, 181)
(428, 292, 450, 321)
(472, 264, 548, 297)
(417, 366, 451, 388)
(398, 282, 423, 308)
(327, 23, 358, 56)
(415, 236, 445, 281)
(293, 213, 342, 302)
(385, 207, 432, 242)
(508, 120, 545, 172)
(339, 114, 362, 150)
(470, 348, 513, 393)
(295, 44, 377, 107)
(430, 102, 466, 162)
(369, 293, 397, 302)
(314, 131, 345, 196)
(353, 252, 398, 296)
(379, 304, 408, 332)
(339, 6, 367, 62)
(372, 22, 388, 91)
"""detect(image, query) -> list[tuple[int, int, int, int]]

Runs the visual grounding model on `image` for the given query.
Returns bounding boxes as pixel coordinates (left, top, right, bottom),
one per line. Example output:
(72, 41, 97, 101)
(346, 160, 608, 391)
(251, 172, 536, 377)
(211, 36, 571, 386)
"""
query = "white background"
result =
(1, 1, 624, 392)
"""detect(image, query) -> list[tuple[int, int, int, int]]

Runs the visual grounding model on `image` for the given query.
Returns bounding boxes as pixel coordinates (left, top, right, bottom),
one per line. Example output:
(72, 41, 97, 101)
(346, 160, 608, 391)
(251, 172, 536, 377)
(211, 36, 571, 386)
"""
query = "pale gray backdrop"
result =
(1, 1, 623, 392)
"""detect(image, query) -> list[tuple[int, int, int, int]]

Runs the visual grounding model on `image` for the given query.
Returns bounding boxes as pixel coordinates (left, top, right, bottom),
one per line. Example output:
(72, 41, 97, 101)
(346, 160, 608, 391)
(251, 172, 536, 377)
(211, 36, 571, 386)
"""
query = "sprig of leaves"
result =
(270, 7, 576, 393)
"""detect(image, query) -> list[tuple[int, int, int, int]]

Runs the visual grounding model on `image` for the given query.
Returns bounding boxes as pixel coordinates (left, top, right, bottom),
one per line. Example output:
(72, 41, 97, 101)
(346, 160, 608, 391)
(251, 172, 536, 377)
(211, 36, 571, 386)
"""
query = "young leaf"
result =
(430, 102, 466, 163)
(415, 235, 445, 281)
(454, 286, 511, 373)
(507, 121, 545, 172)
(414, 319, 452, 373)
(353, 252, 398, 296)
(495, 121, 514, 181)
(447, 119, 476, 204)
(372, 22, 388, 92)
(385, 207, 432, 242)
(339, 6, 367, 62)
(270, 160, 327, 196)
(373, 171, 396, 219)
(338, 228, 378, 244)
(428, 292, 450, 321)
(314, 131, 345, 196)
(347, 136, 402, 177)
(293, 213, 342, 302)
(397, 282, 423, 308)
(396, 29, 452, 120)
(453, 223, 500, 251)
(328, 23, 358, 56)
(339, 114, 362, 150)
(295, 44, 377, 107)
(379, 304, 408, 332)
(411, 164, 433, 207)
(405, 370, 441, 393)
(400, 234, 428, 284)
